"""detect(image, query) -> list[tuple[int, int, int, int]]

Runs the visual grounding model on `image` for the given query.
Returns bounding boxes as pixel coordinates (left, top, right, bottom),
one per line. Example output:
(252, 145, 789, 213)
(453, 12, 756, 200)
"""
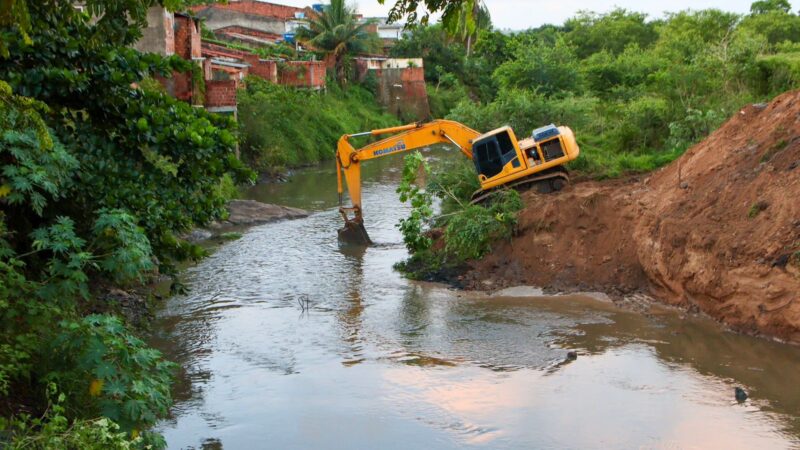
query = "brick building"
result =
(192, 0, 313, 45)
(131, 3, 421, 113)
(134, 8, 241, 112)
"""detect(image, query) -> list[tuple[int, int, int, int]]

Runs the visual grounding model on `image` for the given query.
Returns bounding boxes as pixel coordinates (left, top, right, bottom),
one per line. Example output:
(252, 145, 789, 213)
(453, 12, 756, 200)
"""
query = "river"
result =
(151, 151, 800, 449)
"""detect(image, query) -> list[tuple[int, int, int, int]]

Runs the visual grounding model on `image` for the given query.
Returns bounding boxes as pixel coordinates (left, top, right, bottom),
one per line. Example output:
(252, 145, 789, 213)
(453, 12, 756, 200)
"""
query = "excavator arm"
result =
(336, 119, 481, 244)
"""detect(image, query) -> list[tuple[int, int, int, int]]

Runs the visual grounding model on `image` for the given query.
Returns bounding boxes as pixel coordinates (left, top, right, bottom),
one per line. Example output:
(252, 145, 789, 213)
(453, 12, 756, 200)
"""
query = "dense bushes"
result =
(238, 77, 399, 171)
(394, 153, 522, 279)
(394, 5, 800, 178)
(1, 1, 253, 446)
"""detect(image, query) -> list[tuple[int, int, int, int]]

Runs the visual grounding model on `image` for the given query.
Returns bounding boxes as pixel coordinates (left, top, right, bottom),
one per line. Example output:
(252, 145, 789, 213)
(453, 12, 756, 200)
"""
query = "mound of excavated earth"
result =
(463, 91, 800, 344)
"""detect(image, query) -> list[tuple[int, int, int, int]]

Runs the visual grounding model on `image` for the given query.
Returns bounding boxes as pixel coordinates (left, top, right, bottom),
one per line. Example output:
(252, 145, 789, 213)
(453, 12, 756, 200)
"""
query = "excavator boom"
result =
(336, 120, 480, 244)
(336, 119, 580, 245)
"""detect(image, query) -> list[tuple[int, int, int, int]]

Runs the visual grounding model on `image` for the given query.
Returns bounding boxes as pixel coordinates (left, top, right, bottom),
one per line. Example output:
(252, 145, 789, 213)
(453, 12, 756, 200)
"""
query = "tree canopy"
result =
(296, 0, 379, 83)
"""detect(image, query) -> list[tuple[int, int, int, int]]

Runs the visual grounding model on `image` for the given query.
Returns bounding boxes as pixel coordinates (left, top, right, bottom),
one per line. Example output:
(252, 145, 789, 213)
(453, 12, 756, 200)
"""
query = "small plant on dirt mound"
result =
(394, 152, 523, 280)
(748, 200, 769, 218)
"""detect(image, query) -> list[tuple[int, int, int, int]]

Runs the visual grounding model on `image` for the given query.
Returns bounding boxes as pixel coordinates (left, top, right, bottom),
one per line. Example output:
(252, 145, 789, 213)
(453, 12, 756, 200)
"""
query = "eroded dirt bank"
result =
(463, 91, 800, 344)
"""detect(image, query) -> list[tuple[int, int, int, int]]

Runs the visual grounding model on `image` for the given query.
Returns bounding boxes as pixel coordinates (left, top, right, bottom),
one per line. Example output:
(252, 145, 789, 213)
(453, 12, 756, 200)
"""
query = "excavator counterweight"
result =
(336, 120, 579, 245)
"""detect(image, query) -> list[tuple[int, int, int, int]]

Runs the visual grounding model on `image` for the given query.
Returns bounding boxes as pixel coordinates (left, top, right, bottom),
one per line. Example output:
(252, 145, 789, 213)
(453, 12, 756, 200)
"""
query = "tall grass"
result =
(237, 77, 399, 172)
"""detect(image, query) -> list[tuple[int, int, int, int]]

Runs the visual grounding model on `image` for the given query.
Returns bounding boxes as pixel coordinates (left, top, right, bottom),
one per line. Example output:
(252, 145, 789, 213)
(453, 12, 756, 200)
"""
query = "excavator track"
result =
(469, 167, 570, 204)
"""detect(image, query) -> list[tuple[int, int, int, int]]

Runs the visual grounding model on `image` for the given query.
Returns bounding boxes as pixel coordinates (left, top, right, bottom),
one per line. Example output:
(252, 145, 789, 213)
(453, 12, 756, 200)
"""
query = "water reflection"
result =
(152, 154, 800, 449)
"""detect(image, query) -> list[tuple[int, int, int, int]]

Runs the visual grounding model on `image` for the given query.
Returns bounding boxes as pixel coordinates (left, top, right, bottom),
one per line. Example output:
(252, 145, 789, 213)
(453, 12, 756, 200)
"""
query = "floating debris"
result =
(735, 387, 748, 403)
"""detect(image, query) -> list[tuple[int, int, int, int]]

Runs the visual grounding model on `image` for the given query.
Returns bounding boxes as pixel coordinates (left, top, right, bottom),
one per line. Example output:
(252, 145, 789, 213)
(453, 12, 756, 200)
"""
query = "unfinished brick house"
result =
(134, 7, 240, 114)
(133, 3, 425, 113)
(202, 42, 279, 84)
(192, 1, 313, 46)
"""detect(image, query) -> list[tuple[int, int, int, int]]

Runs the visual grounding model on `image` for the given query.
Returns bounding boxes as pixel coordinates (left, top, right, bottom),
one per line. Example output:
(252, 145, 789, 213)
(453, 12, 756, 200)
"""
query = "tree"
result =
(493, 37, 583, 97)
(390, 23, 465, 83)
(0, 0, 214, 57)
(750, 0, 792, 15)
(382, 0, 469, 26)
(565, 9, 658, 59)
(446, 0, 491, 56)
(739, 9, 800, 44)
(297, 0, 379, 83)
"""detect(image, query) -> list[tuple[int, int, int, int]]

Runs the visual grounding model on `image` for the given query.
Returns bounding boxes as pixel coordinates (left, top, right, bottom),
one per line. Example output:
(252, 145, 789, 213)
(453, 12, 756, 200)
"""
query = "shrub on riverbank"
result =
(238, 77, 399, 172)
(394, 153, 522, 280)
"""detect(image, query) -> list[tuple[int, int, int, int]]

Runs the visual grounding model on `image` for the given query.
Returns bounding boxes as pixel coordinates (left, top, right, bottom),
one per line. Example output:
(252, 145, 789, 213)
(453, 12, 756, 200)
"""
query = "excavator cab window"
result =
(473, 130, 518, 179)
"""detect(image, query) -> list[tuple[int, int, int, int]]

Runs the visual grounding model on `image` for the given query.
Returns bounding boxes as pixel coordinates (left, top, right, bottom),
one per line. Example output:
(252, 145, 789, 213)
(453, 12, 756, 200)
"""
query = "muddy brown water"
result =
(151, 151, 800, 449)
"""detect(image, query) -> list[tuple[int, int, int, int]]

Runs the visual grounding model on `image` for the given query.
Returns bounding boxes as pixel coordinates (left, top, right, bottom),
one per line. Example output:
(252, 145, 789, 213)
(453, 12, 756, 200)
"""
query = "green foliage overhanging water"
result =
(0, 1, 254, 447)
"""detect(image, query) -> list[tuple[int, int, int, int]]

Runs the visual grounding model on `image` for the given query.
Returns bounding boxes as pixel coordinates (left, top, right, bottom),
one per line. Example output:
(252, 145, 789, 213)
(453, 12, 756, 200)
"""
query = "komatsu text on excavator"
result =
(336, 119, 580, 244)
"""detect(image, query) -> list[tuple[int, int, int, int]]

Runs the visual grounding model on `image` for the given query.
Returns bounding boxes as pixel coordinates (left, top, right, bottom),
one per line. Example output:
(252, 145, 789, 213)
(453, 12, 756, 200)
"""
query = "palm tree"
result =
(296, 0, 379, 84)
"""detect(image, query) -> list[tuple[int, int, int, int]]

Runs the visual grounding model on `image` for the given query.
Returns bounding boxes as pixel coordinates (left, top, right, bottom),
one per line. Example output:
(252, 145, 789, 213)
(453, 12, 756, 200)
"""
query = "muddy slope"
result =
(465, 91, 800, 344)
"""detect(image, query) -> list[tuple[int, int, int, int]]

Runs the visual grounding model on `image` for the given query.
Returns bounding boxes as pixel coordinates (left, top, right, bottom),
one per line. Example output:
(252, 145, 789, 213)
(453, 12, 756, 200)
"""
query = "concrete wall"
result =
(353, 58, 429, 120)
(380, 58, 423, 69)
(278, 61, 326, 89)
(133, 7, 174, 56)
(375, 67, 430, 121)
(377, 25, 403, 39)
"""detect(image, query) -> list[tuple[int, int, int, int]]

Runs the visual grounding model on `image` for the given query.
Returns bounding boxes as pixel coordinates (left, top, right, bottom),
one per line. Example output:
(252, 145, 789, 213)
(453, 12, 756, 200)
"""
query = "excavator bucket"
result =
(338, 220, 372, 246)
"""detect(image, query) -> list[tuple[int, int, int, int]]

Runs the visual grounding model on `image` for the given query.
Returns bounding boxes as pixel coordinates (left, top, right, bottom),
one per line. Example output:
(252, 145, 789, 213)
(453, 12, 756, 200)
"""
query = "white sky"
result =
(271, 0, 763, 30)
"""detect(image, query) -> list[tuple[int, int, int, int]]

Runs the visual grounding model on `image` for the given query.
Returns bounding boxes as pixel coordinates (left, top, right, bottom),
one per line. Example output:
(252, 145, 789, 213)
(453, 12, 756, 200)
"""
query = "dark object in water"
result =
(735, 387, 748, 403)
(566, 351, 578, 360)
(338, 220, 372, 246)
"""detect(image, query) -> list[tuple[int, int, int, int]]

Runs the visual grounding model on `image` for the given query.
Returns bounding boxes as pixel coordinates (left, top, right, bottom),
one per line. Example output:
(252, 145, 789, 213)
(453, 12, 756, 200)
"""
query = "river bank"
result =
(461, 91, 800, 345)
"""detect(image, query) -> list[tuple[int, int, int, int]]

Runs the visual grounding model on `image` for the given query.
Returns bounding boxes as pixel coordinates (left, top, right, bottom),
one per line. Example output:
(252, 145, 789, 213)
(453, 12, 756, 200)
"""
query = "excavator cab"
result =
(468, 124, 579, 202)
(472, 127, 524, 181)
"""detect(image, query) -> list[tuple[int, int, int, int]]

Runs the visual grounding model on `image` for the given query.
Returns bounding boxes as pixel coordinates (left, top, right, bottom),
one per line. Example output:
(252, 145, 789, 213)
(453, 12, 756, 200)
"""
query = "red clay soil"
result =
(463, 91, 800, 344)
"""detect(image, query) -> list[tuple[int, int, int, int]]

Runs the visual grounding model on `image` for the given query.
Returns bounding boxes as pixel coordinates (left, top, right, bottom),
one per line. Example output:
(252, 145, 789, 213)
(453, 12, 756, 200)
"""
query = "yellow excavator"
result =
(336, 119, 580, 244)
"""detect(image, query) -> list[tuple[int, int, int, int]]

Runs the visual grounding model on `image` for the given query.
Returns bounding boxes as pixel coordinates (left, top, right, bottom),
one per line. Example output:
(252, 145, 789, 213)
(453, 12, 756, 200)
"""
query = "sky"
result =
(273, 0, 760, 30)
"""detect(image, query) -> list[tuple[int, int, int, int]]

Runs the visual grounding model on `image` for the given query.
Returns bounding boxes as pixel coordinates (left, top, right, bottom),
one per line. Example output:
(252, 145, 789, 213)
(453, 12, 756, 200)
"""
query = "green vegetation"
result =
(394, 1, 800, 274)
(297, 0, 381, 83)
(445, 0, 491, 55)
(393, 4, 800, 178)
(202, 34, 310, 61)
(0, 1, 253, 447)
(748, 200, 770, 217)
(395, 153, 522, 279)
(238, 77, 398, 172)
(217, 232, 243, 241)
